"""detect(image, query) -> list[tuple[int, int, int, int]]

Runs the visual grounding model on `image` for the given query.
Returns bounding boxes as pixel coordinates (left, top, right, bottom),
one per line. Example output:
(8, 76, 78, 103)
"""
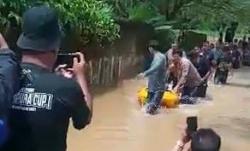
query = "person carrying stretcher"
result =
(137, 40, 167, 115)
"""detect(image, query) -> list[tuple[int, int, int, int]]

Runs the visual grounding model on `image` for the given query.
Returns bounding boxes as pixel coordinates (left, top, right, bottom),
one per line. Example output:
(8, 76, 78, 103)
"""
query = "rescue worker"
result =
(138, 40, 166, 115)
(172, 50, 202, 104)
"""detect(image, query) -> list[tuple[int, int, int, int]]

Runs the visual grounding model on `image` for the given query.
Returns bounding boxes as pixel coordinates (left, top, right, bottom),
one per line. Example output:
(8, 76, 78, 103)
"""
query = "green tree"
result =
(105, 0, 164, 24)
(108, 0, 250, 38)
(0, 0, 119, 46)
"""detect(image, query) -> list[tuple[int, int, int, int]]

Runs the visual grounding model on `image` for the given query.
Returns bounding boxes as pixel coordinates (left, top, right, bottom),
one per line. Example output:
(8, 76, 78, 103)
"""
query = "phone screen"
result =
(55, 53, 80, 68)
(186, 116, 198, 136)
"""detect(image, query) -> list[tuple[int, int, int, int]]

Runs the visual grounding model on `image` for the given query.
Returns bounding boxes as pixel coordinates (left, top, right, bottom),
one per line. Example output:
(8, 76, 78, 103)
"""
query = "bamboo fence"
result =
(88, 55, 143, 86)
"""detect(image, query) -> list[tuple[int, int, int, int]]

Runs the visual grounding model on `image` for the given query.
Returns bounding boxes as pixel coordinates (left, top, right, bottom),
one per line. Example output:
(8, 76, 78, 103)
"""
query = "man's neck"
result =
(22, 56, 52, 71)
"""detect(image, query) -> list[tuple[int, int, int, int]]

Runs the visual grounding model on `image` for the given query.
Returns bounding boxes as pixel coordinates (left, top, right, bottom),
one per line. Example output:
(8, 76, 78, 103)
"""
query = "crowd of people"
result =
(138, 36, 250, 151)
(141, 36, 250, 114)
(187, 39, 249, 85)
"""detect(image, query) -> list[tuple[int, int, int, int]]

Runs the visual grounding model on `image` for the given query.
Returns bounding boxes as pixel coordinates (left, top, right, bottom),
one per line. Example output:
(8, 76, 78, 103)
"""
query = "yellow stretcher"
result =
(137, 87, 180, 108)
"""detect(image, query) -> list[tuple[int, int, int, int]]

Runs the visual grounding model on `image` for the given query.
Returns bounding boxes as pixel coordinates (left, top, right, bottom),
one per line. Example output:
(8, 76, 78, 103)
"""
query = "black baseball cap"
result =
(17, 5, 61, 52)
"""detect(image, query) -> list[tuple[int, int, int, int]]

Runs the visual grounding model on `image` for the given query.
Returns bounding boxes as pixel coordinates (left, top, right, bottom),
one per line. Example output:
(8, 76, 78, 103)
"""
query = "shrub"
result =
(0, 0, 119, 46)
(154, 26, 177, 52)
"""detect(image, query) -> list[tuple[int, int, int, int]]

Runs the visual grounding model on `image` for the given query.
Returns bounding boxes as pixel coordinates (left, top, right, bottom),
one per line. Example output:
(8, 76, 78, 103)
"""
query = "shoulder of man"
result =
(50, 75, 90, 130)
(55, 76, 85, 108)
(51, 74, 83, 97)
(158, 53, 167, 62)
(181, 58, 193, 68)
(159, 52, 166, 58)
(0, 48, 20, 116)
(33, 71, 85, 111)
(21, 67, 84, 101)
(181, 57, 190, 64)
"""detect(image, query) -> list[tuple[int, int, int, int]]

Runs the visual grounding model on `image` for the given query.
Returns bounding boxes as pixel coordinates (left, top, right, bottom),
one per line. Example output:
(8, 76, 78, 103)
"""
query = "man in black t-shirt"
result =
(2, 6, 92, 151)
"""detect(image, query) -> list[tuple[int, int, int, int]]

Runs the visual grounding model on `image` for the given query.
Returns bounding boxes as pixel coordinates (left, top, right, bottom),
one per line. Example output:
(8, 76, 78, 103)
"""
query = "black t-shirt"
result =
(197, 56, 210, 78)
(4, 63, 90, 151)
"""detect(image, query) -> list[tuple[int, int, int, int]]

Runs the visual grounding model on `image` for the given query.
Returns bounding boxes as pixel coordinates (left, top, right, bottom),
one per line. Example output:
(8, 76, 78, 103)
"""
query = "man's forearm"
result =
(175, 76, 186, 89)
(203, 70, 212, 81)
(144, 65, 157, 77)
(175, 62, 189, 89)
(76, 74, 93, 113)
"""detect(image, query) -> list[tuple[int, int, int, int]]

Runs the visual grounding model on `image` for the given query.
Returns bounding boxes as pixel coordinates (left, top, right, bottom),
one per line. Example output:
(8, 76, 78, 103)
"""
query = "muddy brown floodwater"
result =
(68, 67, 250, 151)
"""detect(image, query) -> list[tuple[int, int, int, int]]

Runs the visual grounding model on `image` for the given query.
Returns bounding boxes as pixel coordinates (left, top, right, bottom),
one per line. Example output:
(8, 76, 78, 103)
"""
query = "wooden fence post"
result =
(89, 60, 93, 85)
(97, 58, 102, 85)
(111, 56, 115, 83)
(118, 56, 122, 79)
(101, 58, 105, 85)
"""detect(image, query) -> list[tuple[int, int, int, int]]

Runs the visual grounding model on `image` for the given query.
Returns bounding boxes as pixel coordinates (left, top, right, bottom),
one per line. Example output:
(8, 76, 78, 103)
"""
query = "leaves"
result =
(0, 0, 119, 45)
(128, 2, 159, 22)
(107, 0, 250, 34)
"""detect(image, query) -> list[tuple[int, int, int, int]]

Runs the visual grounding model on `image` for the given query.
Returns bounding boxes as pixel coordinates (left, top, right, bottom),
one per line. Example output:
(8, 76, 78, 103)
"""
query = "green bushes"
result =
(154, 26, 177, 52)
(179, 31, 207, 51)
(0, 0, 119, 46)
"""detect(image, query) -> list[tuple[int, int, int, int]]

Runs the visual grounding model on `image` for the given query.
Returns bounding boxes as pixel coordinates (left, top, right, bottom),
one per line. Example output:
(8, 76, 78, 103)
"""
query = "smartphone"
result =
(186, 116, 198, 137)
(55, 53, 80, 68)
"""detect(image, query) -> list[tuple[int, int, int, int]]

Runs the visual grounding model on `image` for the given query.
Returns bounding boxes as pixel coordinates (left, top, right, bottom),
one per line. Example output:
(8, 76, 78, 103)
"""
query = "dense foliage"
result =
(107, 0, 250, 34)
(0, 0, 119, 45)
(0, 0, 249, 47)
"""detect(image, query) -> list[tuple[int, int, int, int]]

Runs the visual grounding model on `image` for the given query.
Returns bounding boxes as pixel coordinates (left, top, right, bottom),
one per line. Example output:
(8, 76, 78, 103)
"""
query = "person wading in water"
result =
(138, 40, 166, 115)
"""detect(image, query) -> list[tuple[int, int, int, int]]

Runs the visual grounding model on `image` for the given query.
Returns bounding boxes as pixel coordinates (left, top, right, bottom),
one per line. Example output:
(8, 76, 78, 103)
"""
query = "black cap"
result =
(17, 5, 61, 52)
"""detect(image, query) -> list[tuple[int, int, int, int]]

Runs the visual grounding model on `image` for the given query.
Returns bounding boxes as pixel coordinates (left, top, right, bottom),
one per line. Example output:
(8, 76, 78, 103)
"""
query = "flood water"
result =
(68, 67, 250, 151)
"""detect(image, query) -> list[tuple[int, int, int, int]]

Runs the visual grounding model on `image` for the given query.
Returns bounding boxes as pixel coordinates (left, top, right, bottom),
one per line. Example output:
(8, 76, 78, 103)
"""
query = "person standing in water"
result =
(138, 40, 167, 115)
(172, 50, 202, 104)
(2, 6, 92, 151)
(166, 43, 179, 89)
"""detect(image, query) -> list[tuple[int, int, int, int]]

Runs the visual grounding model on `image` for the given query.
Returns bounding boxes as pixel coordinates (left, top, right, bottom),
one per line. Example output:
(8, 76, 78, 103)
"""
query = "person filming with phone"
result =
(2, 5, 92, 151)
(172, 117, 221, 151)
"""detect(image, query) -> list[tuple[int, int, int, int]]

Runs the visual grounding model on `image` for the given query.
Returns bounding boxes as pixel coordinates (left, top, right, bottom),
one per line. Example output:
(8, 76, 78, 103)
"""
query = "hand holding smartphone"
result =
(54, 52, 81, 79)
(186, 116, 198, 138)
(55, 53, 80, 68)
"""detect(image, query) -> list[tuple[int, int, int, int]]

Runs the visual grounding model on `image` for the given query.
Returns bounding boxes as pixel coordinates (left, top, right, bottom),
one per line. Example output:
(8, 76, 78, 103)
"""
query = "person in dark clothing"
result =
(2, 6, 92, 151)
(187, 50, 211, 98)
(231, 44, 241, 69)
(234, 39, 238, 45)
(197, 51, 213, 79)
(188, 50, 199, 69)
(195, 52, 213, 97)
(242, 36, 248, 50)
(248, 37, 250, 48)
(214, 46, 232, 84)
(0, 34, 20, 147)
